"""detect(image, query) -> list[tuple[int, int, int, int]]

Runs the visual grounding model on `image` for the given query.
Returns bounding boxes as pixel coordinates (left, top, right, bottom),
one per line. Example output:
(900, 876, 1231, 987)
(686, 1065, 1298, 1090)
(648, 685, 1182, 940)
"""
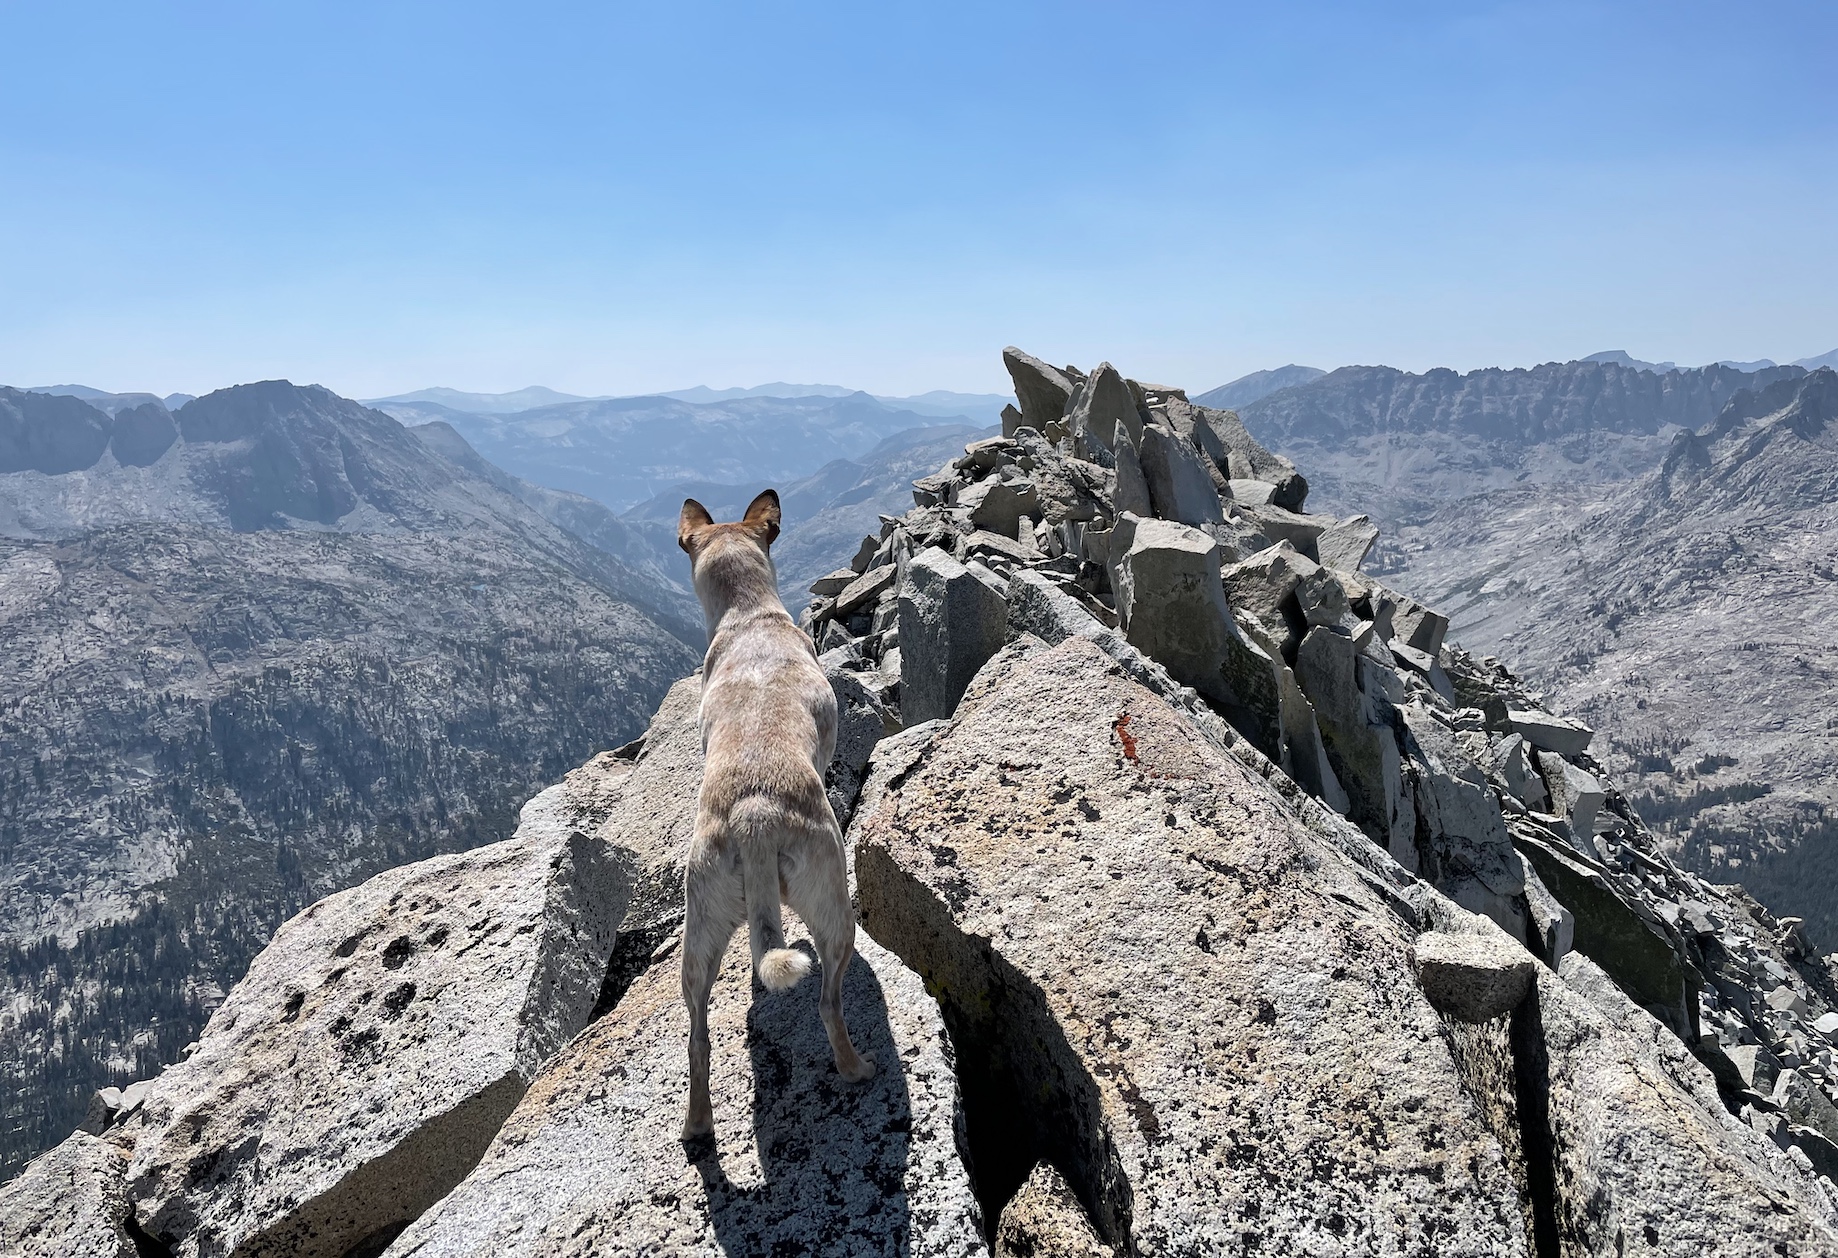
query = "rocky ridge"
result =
(9, 348, 1838, 1255)
(804, 345, 1838, 1224)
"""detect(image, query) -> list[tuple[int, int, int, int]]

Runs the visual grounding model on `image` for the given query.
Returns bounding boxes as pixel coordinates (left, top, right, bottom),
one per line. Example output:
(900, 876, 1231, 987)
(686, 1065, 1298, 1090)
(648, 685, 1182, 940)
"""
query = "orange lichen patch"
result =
(1113, 711, 1140, 764)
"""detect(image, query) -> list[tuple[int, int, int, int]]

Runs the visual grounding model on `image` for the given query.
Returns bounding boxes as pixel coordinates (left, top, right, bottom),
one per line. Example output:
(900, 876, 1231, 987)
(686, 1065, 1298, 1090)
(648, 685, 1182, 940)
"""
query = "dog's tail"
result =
(738, 801, 813, 991)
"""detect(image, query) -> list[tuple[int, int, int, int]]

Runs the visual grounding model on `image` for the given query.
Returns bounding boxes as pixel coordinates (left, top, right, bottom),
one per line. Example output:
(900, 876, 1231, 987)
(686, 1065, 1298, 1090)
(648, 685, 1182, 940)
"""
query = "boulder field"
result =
(8, 349, 1838, 1257)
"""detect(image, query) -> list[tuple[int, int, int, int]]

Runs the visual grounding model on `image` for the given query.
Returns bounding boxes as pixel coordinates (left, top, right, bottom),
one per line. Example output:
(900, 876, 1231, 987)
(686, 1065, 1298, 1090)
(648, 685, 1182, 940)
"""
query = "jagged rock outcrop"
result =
(1533, 953, 1838, 1252)
(0, 1132, 136, 1258)
(1412, 928, 1536, 1023)
(899, 547, 1010, 724)
(1166, 397, 1306, 510)
(993, 1163, 1108, 1258)
(826, 665, 902, 829)
(854, 635, 1532, 1253)
(1002, 348, 1077, 436)
(1234, 357, 1838, 958)
(104, 776, 631, 1258)
(849, 634, 1838, 1253)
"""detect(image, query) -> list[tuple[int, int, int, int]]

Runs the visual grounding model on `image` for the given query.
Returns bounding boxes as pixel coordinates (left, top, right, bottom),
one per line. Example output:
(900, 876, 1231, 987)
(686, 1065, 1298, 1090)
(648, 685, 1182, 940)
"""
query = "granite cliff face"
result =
(11, 348, 1838, 1257)
(0, 382, 700, 1177)
(1237, 358, 1806, 526)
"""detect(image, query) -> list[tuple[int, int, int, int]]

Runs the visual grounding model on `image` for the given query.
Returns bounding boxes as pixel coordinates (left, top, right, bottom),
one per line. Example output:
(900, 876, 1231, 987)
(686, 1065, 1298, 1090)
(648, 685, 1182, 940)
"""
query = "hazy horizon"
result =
(19, 347, 1838, 414)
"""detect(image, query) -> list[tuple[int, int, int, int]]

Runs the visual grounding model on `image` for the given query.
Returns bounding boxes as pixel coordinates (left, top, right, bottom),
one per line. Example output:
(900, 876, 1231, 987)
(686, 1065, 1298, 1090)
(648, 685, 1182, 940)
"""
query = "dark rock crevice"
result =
(1507, 989, 1562, 1258)
(1437, 990, 1560, 1258)
(589, 915, 682, 1023)
(339, 1220, 408, 1258)
(857, 842, 1134, 1255)
(123, 1206, 176, 1258)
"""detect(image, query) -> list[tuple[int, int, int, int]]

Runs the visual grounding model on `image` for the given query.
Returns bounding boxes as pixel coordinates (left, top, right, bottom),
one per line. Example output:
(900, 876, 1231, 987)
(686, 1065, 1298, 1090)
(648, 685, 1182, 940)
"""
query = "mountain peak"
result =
(0, 387, 117, 474)
(1582, 349, 1679, 372)
(1193, 364, 1327, 410)
(175, 379, 352, 444)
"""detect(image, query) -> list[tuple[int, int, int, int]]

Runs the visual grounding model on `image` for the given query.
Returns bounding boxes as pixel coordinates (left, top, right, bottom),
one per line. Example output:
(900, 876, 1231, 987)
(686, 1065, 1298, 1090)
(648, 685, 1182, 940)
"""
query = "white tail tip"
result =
(758, 948, 812, 991)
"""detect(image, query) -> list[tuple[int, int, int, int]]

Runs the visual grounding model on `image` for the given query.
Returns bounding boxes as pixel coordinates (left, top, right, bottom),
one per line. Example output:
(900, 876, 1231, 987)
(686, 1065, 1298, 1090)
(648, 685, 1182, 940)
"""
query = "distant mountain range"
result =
(41, 349, 1837, 434)
(366, 384, 1014, 423)
(617, 421, 992, 603)
(1234, 357, 1806, 525)
(367, 392, 983, 514)
(24, 383, 196, 414)
(1191, 350, 1838, 411)
(1379, 370, 1838, 942)
(364, 385, 591, 413)
(1582, 349, 1838, 373)
(375, 396, 994, 601)
(0, 380, 700, 1177)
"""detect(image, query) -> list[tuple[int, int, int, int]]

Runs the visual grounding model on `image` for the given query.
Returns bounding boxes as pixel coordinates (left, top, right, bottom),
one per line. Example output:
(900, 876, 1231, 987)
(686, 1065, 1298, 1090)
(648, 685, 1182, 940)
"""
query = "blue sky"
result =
(2, 1, 1833, 398)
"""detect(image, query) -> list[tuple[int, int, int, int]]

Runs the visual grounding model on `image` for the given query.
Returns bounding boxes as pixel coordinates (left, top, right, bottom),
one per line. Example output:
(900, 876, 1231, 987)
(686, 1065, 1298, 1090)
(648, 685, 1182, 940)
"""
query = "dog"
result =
(676, 488, 875, 1140)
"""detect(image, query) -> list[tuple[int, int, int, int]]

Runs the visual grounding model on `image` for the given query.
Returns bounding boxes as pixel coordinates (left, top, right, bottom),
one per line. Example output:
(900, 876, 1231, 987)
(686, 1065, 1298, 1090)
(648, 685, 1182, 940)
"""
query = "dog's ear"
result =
(742, 488, 781, 546)
(678, 499, 714, 553)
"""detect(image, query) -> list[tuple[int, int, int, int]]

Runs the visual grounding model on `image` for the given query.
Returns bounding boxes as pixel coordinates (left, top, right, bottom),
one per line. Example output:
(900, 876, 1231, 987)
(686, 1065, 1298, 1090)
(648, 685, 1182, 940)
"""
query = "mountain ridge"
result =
(1193, 363, 1327, 409)
(1234, 357, 1809, 527)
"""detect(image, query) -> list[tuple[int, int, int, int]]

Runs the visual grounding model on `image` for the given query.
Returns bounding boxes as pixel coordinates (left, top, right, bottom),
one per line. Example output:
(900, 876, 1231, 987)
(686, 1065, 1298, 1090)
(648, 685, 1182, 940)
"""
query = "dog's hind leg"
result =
(681, 854, 741, 1140)
(786, 823, 876, 1083)
(739, 803, 813, 991)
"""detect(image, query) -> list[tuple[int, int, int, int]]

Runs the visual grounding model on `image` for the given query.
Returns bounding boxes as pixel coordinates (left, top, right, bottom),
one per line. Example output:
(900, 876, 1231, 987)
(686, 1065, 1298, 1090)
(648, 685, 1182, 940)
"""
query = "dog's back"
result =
(697, 602, 838, 989)
(675, 490, 873, 1138)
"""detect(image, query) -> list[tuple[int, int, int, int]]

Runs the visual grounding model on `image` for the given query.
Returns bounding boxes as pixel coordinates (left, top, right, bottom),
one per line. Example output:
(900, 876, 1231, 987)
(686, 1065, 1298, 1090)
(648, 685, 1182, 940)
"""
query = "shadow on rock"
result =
(691, 942, 920, 1258)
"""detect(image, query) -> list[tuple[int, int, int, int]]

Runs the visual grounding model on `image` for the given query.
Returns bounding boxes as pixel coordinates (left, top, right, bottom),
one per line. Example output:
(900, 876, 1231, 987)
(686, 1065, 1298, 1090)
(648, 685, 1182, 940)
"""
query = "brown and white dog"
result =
(676, 489, 875, 1139)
